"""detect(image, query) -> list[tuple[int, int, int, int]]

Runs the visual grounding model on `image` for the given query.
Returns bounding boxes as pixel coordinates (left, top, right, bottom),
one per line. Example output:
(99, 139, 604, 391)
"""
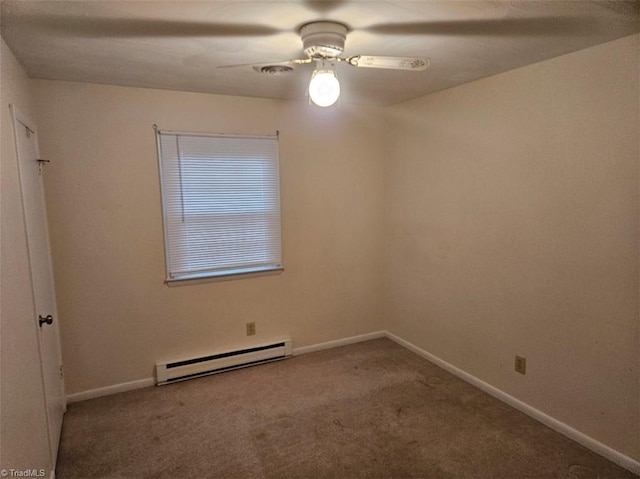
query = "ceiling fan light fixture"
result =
(308, 67, 340, 107)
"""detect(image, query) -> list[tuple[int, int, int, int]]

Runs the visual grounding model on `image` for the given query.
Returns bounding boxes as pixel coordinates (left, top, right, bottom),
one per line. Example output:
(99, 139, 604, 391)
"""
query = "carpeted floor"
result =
(56, 338, 637, 478)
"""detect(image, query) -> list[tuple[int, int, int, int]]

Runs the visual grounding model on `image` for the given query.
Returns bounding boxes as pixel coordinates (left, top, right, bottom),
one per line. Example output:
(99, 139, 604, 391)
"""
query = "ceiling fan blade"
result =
(365, 17, 595, 37)
(4, 14, 281, 38)
(345, 56, 429, 71)
(216, 59, 311, 69)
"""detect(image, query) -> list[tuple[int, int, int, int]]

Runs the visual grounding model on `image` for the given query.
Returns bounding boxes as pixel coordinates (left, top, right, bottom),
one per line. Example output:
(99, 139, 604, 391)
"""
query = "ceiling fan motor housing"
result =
(300, 21, 348, 59)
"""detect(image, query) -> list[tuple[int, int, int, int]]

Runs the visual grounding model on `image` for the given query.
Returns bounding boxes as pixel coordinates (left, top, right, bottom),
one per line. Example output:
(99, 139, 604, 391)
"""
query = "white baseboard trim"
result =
(292, 330, 386, 356)
(66, 377, 155, 404)
(385, 331, 640, 476)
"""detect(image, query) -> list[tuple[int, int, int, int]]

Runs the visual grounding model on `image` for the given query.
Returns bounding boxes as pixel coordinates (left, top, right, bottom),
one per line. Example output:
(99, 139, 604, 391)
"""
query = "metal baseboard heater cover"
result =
(155, 339, 292, 385)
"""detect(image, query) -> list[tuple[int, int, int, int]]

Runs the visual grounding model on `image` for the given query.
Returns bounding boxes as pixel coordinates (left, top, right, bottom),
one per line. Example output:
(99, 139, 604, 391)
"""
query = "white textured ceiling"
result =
(1, 1, 638, 106)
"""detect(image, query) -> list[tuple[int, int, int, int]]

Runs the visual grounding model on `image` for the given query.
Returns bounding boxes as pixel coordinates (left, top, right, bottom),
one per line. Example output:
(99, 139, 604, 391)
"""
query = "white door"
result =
(11, 105, 66, 467)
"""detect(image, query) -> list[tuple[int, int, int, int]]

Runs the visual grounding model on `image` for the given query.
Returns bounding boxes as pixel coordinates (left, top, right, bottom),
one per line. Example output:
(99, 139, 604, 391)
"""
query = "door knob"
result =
(38, 315, 53, 327)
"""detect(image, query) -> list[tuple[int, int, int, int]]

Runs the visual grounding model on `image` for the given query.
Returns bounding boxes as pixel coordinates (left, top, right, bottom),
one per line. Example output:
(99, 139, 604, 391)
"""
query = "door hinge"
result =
(59, 365, 64, 380)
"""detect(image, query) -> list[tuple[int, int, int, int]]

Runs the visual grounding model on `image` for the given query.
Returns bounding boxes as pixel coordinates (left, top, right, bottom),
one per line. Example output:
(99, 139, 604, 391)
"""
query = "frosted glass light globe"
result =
(309, 69, 340, 107)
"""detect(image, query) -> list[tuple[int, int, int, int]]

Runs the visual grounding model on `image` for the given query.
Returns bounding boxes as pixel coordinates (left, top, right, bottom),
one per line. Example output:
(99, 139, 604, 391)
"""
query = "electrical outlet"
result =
(246, 322, 256, 336)
(515, 355, 526, 375)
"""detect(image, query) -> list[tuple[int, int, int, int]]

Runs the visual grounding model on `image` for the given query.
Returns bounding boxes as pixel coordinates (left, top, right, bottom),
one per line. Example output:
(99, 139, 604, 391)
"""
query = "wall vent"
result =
(155, 340, 292, 385)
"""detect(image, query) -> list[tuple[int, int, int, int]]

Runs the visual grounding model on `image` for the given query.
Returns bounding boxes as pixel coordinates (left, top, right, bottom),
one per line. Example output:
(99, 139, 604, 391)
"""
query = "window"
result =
(156, 130, 282, 284)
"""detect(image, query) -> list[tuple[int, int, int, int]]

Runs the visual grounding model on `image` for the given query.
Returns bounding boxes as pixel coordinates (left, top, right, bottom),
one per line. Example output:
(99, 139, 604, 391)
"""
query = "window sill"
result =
(165, 266, 284, 287)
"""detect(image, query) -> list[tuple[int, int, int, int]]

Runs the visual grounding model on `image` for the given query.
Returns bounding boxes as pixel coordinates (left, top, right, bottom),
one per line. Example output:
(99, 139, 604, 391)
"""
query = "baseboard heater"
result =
(155, 339, 292, 385)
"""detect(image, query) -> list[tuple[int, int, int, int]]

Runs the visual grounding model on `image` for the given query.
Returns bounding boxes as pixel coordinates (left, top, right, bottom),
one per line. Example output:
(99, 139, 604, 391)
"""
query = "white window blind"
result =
(157, 130, 282, 283)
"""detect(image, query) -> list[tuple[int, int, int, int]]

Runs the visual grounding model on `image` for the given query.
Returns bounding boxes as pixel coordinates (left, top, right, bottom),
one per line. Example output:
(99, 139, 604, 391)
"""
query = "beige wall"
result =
(32, 80, 387, 395)
(0, 39, 51, 471)
(385, 34, 639, 460)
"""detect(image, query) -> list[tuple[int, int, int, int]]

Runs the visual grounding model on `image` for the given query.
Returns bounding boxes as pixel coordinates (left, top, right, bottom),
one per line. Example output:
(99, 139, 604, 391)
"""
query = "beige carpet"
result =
(56, 338, 637, 478)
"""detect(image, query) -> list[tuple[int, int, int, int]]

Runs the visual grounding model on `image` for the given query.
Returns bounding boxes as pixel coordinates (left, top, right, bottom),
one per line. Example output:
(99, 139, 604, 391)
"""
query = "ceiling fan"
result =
(217, 21, 430, 107)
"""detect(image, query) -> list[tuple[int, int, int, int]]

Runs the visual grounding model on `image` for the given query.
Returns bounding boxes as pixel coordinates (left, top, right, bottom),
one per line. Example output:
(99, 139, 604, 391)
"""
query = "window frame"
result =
(155, 128, 283, 286)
